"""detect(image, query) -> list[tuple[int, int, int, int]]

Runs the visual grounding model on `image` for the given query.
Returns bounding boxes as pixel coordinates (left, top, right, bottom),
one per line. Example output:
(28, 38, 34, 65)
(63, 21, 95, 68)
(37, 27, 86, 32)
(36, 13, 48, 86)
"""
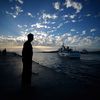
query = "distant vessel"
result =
(81, 49, 88, 54)
(58, 44, 80, 59)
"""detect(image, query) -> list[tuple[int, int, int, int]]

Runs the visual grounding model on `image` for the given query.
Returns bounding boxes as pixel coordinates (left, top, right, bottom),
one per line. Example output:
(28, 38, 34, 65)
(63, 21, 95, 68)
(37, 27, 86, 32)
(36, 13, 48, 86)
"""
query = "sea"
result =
(8, 47, 100, 84)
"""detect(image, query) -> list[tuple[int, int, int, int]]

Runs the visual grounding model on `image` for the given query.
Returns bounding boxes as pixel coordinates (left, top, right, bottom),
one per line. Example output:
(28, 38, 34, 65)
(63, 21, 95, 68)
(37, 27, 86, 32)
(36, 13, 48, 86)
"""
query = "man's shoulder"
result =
(24, 41, 32, 47)
(24, 41, 29, 45)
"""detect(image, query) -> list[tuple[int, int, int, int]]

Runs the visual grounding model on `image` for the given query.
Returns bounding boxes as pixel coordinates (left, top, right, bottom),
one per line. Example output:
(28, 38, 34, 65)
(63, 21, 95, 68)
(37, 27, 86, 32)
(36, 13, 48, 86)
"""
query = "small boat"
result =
(58, 45, 80, 59)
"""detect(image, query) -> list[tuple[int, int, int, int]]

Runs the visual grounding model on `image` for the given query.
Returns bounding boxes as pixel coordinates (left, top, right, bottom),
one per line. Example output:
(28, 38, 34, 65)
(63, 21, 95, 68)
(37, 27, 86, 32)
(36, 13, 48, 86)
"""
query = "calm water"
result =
(13, 48, 100, 83)
(33, 53, 100, 67)
(33, 52, 100, 83)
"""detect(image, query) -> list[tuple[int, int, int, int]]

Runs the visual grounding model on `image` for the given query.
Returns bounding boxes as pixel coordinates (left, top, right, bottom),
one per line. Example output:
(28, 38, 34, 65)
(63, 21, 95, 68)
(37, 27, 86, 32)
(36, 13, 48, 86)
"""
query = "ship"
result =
(58, 44, 80, 59)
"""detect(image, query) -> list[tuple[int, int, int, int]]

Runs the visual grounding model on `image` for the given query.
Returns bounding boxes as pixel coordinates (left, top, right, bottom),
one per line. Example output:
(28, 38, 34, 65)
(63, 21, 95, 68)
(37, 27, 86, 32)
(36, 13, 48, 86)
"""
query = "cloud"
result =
(51, 22, 56, 24)
(63, 15, 69, 18)
(35, 23, 46, 28)
(6, 11, 17, 18)
(70, 29, 76, 31)
(42, 13, 58, 20)
(64, 0, 83, 13)
(17, 24, 28, 29)
(86, 14, 91, 17)
(71, 20, 76, 23)
(78, 36, 92, 46)
(9, 0, 24, 4)
(82, 30, 86, 35)
(0, 35, 18, 47)
(69, 14, 76, 19)
(15, 5, 23, 15)
(27, 12, 33, 18)
(17, 24, 22, 28)
(63, 14, 77, 23)
(0, 32, 100, 50)
(6, 5, 23, 18)
(90, 28, 96, 32)
(57, 23, 63, 29)
(16, 0, 24, 4)
(31, 23, 50, 29)
(53, 2, 60, 10)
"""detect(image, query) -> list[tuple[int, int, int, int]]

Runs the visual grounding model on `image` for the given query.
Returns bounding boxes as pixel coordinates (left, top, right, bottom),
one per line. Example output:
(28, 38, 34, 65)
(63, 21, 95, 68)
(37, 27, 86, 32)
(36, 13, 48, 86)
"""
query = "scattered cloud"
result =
(42, 13, 58, 21)
(1, 0, 100, 50)
(64, 0, 83, 13)
(16, 0, 24, 4)
(6, 11, 17, 18)
(51, 22, 56, 24)
(57, 23, 63, 29)
(71, 20, 76, 23)
(78, 36, 93, 46)
(9, 0, 24, 4)
(63, 14, 76, 22)
(1, 32, 100, 50)
(27, 12, 33, 18)
(17, 24, 28, 30)
(69, 14, 76, 19)
(64, 20, 69, 24)
(90, 28, 96, 32)
(31, 23, 50, 29)
(53, 2, 60, 10)
(6, 5, 23, 18)
(15, 5, 23, 14)
(70, 29, 76, 31)
(86, 14, 91, 17)
(17, 24, 22, 28)
(82, 30, 86, 35)
(63, 14, 69, 18)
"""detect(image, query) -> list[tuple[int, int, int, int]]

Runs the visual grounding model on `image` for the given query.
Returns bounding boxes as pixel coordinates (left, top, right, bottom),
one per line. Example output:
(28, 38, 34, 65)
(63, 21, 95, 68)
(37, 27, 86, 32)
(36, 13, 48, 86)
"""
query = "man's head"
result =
(27, 33, 34, 42)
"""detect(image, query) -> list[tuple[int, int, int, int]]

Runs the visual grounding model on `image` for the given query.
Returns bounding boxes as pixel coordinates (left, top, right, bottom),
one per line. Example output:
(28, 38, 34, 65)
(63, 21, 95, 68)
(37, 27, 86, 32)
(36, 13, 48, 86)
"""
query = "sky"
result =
(0, 0, 100, 50)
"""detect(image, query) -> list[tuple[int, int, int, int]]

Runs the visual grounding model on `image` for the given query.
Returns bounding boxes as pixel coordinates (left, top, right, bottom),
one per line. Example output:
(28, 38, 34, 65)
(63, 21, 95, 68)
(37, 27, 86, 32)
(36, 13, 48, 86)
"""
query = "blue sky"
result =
(0, 0, 100, 50)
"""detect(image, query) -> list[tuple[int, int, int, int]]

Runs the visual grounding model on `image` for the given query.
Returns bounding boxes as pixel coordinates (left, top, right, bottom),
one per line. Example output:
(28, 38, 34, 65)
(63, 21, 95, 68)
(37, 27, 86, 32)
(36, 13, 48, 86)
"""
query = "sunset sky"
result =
(0, 0, 100, 50)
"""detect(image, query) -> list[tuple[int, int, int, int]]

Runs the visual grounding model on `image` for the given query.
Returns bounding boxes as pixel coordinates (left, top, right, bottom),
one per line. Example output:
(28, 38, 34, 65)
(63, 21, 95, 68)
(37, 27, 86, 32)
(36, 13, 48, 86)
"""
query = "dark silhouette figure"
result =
(2, 48, 7, 55)
(22, 33, 34, 89)
(0, 50, 1, 55)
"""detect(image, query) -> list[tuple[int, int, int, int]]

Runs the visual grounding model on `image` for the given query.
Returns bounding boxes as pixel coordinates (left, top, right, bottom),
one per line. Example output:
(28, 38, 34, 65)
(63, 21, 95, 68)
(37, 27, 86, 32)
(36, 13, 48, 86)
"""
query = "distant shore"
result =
(0, 46, 100, 54)
(33, 50, 100, 54)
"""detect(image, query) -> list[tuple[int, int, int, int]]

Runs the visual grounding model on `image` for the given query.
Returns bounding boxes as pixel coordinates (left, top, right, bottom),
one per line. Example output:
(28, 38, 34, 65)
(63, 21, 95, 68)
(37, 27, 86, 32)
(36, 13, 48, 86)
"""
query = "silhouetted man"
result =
(22, 33, 34, 89)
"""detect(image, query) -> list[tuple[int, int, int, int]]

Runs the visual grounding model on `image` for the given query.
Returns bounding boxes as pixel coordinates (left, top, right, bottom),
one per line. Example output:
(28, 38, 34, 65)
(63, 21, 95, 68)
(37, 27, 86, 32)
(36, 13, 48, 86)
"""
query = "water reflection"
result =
(33, 53, 100, 83)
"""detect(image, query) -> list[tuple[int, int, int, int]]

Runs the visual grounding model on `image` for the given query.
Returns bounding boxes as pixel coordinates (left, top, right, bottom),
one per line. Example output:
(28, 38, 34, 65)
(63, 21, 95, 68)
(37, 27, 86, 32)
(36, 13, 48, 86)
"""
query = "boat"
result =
(81, 49, 88, 54)
(58, 44, 80, 59)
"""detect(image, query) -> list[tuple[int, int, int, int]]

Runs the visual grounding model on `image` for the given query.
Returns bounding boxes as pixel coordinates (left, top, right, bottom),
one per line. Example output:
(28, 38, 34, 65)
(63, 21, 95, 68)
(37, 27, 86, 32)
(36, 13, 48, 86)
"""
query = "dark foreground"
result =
(0, 52, 100, 100)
